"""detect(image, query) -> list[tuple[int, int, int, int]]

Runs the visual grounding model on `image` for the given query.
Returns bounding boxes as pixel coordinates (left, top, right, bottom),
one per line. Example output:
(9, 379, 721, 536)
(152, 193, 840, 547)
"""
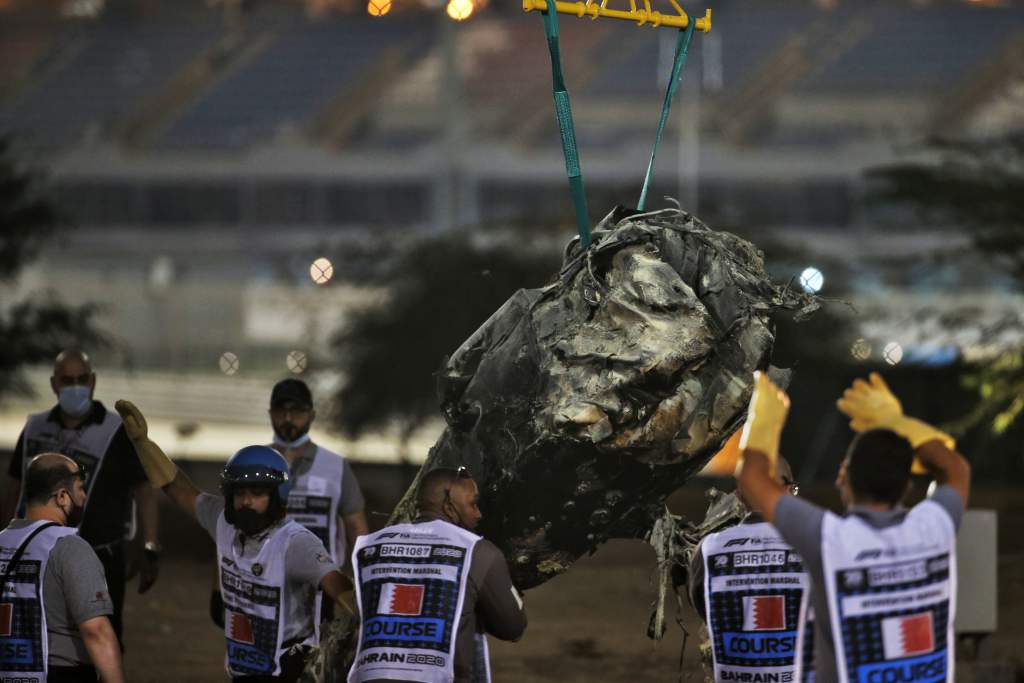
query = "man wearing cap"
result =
(268, 378, 368, 566)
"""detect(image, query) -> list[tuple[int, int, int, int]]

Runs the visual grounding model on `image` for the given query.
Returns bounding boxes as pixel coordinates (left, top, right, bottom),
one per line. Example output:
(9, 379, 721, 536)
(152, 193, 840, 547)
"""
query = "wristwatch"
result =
(144, 541, 163, 554)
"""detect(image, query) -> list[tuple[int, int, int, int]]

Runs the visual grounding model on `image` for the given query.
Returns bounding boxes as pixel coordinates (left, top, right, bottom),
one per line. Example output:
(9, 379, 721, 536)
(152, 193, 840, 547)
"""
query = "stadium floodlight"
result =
(883, 341, 904, 366)
(850, 338, 872, 361)
(799, 266, 824, 294)
(447, 0, 474, 21)
(367, 0, 392, 15)
(309, 257, 334, 285)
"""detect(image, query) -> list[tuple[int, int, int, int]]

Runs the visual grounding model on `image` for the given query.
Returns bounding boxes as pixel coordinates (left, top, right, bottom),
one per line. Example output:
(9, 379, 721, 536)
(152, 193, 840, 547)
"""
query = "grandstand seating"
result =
(0, 19, 221, 149)
(158, 18, 429, 150)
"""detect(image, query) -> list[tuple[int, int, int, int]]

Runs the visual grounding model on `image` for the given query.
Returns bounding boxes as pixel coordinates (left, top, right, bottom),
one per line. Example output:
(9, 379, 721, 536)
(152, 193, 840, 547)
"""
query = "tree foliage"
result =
(0, 136, 107, 398)
(866, 134, 1024, 442)
(328, 232, 560, 442)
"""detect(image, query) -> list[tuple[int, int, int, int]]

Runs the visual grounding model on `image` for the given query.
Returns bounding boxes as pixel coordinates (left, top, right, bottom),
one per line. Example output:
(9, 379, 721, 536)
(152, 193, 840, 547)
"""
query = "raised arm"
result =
(836, 372, 971, 505)
(115, 399, 202, 519)
(734, 372, 790, 523)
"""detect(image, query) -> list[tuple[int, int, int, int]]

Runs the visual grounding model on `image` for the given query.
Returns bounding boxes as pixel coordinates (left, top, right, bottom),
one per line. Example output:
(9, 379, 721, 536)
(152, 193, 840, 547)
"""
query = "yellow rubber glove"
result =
(836, 373, 954, 472)
(115, 399, 178, 488)
(738, 372, 790, 477)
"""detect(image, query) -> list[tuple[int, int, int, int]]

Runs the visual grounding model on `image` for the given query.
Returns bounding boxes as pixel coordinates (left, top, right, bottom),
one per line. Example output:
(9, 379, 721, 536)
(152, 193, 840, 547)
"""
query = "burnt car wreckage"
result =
(304, 205, 820, 681)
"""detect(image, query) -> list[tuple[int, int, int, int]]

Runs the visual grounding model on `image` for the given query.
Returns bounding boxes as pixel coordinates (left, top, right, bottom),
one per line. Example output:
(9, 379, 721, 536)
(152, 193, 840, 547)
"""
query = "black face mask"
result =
(233, 507, 273, 536)
(63, 497, 85, 527)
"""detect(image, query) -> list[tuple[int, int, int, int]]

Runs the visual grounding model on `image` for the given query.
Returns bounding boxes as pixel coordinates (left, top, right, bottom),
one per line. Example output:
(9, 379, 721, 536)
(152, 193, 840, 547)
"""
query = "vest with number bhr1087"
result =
(702, 520, 812, 683)
(16, 409, 121, 523)
(286, 446, 345, 561)
(348, 519, 489, 683)
(215, 516, 317, 678)
(0, 521, 79, 682)
(821, 502, 956, 683)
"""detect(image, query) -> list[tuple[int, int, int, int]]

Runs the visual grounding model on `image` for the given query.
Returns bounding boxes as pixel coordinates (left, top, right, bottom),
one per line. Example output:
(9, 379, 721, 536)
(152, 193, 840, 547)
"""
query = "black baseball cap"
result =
(270, 379, 313, 408)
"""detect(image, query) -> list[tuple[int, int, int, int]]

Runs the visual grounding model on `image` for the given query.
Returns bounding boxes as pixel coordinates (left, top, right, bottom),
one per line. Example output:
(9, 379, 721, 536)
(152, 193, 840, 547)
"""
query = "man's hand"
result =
(138, 545, 159, 594)
(115, 399, 148, 442)
(114, 400, 179, 488)
(738, 372, 790, 476)
(837, 373, 955, 450)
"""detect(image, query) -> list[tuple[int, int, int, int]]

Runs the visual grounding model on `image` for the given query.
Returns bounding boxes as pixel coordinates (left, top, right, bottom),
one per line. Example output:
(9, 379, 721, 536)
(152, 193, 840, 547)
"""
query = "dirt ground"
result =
(119, 483, 1024, 682)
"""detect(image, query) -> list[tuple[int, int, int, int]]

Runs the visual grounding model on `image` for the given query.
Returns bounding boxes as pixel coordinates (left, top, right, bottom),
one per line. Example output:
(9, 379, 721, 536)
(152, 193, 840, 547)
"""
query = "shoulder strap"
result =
(0, 522, 60, 588)
(637, 20, 696, 211)
(539, 0, 591, 250)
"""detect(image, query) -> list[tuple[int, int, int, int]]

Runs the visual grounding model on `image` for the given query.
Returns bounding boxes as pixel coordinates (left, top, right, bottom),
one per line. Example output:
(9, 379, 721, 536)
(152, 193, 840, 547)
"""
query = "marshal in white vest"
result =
(215, 515, 318, 678)
(702, 520, 812, 683)
(16, 409, 121, 523)
(286, 446, 346, 562)
(348, 519, 488, 683)
(0, 521, 79, 682)
(820, 502, 956, 683)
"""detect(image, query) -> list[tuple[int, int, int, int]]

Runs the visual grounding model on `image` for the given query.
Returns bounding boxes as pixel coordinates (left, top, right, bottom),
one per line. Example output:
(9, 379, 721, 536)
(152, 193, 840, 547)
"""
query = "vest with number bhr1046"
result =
(0, 521, 79, 682)
(286, 446, 345, 561)
(821, 502, 956, 683)
(349, 519, 488, 683)
(16, 409, 121, 522)
(215, 516, 317, 678)
(702, 520, 812, 683)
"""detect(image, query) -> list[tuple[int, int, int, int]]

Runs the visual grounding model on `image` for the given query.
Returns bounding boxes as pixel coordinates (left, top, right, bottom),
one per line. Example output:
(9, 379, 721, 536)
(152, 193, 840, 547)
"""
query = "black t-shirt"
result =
(9, 401, 148, 547)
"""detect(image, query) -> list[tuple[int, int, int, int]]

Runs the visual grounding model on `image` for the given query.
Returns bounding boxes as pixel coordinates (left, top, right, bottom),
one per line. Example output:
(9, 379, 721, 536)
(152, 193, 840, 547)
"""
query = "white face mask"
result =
(58, 386, 92, 418)
(272, 432, 311, 449)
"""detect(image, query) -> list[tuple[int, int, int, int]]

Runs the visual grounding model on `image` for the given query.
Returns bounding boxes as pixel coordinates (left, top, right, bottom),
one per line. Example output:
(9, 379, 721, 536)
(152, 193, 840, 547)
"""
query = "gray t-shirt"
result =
(195, 493, 339, 641)
(773, 486, 964, 683)
(7, 520, 113, 667)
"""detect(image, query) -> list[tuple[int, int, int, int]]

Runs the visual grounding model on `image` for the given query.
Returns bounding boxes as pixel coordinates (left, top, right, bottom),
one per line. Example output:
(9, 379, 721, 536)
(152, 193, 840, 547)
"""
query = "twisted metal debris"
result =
(307, 205, 817, 680)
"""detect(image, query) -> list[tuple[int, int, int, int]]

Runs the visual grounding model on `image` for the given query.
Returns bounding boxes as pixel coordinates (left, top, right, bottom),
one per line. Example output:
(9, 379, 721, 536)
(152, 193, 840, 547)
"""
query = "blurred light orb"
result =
(850, 338, 872, 361)
(883, 341, 904, 366)
(309, 257, 334, 285)
(799, 266, 824, 294)
(367, 0, 391, 16)
(287, 351, 308, 374)
(447, 0, 473, 21)
(219, 352, 240, 376)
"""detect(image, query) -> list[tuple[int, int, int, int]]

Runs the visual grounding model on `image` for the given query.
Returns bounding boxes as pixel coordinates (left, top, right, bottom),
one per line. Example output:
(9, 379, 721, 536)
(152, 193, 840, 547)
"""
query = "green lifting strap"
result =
(539, 0, 592, 250)
(637, 21, 696, 212)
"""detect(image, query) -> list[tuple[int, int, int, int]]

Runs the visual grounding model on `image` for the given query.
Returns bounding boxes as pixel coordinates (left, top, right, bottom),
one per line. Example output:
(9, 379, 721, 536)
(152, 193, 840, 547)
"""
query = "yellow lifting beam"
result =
(522, 0, 711, 32)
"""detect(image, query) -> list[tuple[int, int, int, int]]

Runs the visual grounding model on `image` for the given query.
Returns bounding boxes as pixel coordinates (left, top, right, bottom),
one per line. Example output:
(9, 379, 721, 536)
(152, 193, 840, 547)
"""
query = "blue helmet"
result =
(220, 445, 291, 501)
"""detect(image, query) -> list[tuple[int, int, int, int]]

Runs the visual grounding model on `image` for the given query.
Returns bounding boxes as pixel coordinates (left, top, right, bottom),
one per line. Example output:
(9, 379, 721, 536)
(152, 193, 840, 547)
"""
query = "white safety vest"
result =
(0, 521, 79, 682)
(216, 516, 317, 678)
(16, 408, 121, 524)
(348, 519, 488, 683)
(820, 502, 957, 683)
(702, 520, 812, 683)
(286, 446, 346, 561)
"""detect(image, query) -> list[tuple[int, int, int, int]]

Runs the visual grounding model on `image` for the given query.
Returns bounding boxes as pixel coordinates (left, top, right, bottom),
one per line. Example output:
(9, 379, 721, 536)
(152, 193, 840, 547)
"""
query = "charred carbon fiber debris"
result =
(391, 205, 818, 589)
